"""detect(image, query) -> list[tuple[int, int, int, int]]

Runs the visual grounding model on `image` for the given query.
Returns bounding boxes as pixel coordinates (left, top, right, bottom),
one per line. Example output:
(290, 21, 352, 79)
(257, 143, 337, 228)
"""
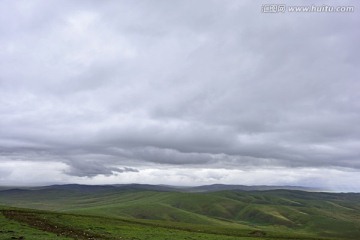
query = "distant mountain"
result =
(183, 184, 323, 192)
(112, 183, 179, 192)
(0, 183, 324, 194)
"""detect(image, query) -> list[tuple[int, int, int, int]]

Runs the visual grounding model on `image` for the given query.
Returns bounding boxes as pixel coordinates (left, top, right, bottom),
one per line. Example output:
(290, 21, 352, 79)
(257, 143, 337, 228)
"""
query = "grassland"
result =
(0, 185, 359, 239)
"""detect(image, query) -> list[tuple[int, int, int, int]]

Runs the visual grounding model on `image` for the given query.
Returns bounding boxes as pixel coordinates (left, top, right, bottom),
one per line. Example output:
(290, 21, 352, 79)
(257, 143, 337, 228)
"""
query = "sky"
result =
(0, 0, 359, 191)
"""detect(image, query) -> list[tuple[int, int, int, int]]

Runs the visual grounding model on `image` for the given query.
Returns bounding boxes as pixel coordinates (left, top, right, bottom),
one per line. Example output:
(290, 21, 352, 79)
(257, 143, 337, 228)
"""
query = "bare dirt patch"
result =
(2, 210, 112, 240)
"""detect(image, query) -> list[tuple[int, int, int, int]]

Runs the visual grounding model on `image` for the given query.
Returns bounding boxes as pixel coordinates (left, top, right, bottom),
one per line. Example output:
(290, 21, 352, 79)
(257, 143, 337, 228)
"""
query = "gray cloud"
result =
(0, 0, 359, 187)
(65, 160, 138, 177)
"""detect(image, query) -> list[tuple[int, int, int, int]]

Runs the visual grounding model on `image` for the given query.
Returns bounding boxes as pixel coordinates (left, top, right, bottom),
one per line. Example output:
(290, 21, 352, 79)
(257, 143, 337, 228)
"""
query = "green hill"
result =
(0, 184, 359, 239)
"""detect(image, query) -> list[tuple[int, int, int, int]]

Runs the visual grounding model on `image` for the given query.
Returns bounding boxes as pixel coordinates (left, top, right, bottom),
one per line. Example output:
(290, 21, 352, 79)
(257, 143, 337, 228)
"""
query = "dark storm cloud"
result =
(0, 0, 359, 181)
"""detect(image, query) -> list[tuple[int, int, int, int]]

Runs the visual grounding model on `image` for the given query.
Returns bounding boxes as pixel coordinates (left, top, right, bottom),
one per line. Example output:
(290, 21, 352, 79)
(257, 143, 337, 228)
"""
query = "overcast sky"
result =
(0, 0, 359, 191)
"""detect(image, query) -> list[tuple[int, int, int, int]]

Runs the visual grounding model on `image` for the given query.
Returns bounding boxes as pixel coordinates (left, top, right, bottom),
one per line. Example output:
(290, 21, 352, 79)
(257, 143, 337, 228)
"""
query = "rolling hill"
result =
(0, 184, 359, 239)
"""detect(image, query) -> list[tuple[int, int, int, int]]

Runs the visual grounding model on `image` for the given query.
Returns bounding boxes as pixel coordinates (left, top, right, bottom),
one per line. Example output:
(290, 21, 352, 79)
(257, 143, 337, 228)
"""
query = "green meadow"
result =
(0, 185, 359, 239)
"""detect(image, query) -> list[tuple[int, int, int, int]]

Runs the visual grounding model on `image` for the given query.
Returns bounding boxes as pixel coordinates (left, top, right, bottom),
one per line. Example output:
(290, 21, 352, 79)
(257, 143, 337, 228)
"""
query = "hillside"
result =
(0, 184, 359, 239)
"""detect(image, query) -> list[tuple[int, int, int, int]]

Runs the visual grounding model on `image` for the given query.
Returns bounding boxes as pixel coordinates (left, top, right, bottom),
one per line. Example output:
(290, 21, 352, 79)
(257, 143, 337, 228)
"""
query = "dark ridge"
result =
(183, 184, 323, 192)
(0, 183, 326, 194)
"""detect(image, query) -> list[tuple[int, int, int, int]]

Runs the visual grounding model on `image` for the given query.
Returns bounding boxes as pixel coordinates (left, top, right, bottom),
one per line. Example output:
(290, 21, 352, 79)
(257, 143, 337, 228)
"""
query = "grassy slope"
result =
(0, 188, 360, 239)
(1, 207, 317, 240)
(0, 206, 71, 240)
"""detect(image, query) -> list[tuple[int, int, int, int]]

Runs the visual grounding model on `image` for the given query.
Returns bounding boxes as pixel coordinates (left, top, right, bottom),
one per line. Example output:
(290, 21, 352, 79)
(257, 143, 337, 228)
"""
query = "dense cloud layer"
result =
(0, 1, 359, 190)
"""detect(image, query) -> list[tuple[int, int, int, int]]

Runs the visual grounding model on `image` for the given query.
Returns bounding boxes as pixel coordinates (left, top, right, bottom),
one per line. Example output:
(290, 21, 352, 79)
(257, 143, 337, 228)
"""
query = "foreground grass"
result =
(0, 207, 336, 240)
(0, 208, 71, 240)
